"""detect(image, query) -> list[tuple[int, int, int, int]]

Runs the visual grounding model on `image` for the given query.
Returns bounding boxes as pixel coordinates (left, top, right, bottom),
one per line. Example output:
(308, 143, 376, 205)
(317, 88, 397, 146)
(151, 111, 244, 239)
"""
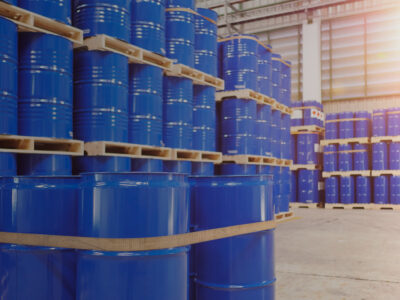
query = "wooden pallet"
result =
(371, 136, 400, 143)
(221, 154, 284, 166)
(0, 135, 83, 155)
(0, 1, 83, 44)
(275, 211, 294, 220)
(291, 164, 321, 171)
(322, 170, 371, 178)
(291, 125, 325, 135)
(165, 64, 225, 90)
(81, 34, 173, 70)
(171, 149, 222, 163)
(324, 203, 400, 210)
(371, 170, 400, 177)
(281, 159, 293, 166)
(320, 137, 370, 146)
(290, 202, 319, 209)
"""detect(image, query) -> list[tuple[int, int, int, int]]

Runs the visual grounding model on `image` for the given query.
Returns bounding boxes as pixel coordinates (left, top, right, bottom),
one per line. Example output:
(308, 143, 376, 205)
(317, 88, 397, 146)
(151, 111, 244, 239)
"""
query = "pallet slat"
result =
(371, 136, 400, 143)
(275, 211, 294, 220)
(290, 202, 319, 209)
(221, 155, 291, 166)
(291, 164, 321, 171)
(324, 203, 400, 210)
(291, 125, 325, 135)
(371, 170, 400, 177)
(322, 170, 371, 178)
(321, 137, 370, 146)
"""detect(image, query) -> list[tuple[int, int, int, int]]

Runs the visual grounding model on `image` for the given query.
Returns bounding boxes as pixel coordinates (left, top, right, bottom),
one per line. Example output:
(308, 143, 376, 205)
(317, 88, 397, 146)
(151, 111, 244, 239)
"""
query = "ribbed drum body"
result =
(73, 157, 131, 173)
(325, 113, 338, 140)
(19, 33, 73, 138)
(164, 161, 192, 174)
(0, 153, 17, 176)
(280, 61, 291, 107)
(291, 135, 296, 163)
(257, 165, 273, 176)
(390, 176, 400, 204)
(222, 36, 258, 91)
(19, 0, 71, 24)
(163, 77, 193, 148)
(354, 144, 369, 170)
(281, 114, 291, 160)
(389, 142, 400, 170)
(131, 0, 165, 55)
(74, 50, 128, 142)
(355, 111, 370, 138)
(257, 44, 271, 96)
(340, 176, 354, 204)
(387, 108, 400, 136)
(298, 170, 318, 203)
(193, 86, 216, 151)
(195, 8, 217, 76)
(166, 0, 194, 8)
(291, 171, 297, 202)
(297, 132, 319, 164)
(0, 177, 79, 299)
(220, 98, 256, 155)
(372, 109, 386, 137)
(323, 144, 337, 172)
(131, 158, 164, 172)
(373, 176, 389, 204)
(73, 0, 130, 41)
(77, 173, 189, 300)
(219, 163, 256, 175)
(273, 166, 281, 214)
(191, 162, 214, 175)
(325, 176, 339, 204)
(338, 144, 353, 171)
(271, 110, 281, 158)
(280, 167, 291, 212)
(256, 104, 271, 156)
(190, 176, 275, 300)
(372, 142, 388, 170)
(271, 54, 281, 102)
(291, 102, 302, 127)
(128, 64, 163, 146)
(356, 176, 371, 204)
(0, 17, 17, 135)
(18, 154, 72, 175)
(339, 112, 354, 139)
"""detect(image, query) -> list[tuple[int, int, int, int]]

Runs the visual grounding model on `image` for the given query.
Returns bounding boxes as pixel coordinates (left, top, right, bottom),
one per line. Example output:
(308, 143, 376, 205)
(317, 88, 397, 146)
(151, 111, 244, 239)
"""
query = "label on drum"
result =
(314, 144, 321, 153)
(318, 182, 325, 190)
(291, 109, 303, 119)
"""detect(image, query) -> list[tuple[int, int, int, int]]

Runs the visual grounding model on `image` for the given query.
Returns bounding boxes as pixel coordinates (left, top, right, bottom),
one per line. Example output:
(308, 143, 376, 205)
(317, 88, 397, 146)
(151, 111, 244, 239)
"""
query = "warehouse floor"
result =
(276, 208, 400, 300)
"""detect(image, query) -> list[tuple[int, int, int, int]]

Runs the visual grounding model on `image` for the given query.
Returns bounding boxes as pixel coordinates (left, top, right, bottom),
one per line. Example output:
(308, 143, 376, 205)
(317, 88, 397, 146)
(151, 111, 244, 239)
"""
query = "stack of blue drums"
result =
(256, 104, 272, 156)
(257, 43, 272, 96)
(298, 169, 319, 203)
(280, 60, 291, 107)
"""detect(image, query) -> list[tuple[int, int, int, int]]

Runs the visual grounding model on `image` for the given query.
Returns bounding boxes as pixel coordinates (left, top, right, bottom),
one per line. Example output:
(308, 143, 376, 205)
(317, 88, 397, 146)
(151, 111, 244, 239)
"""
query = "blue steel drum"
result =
(298, 169, 318, 203)
(372, 142, 388, 170)
(77, 173, 189, 300)
(256, 165, 273, 175)
(74, 50, 128, 142)
(297, 132, 319, 164)
(353, 144, 369, 170)
(291, 102, 303, 127)
(303, 100, 319, 126)
(219, 163, 256, 175)
(131, 0, 165, 55)
(195, 8, 218, 76)
(0, 153, 17, 176)
(257, 44, 271, 96)
(163, 77, 193, 149)
(256, 104, 271, 156)
(271, 110, 281, 158)
(325, 113, 338, 139)
(0, 176, 79, 299)
(164, 161, 192, 174)
(338, 144, 353, 171)
(355, 111, 370, 138)
(18, 154, 72, 175)
(291, 171, 297, 202)
(316, 102, 324, 127)
(190, 175, 275, 299)
(128, 64, 163, 146)
(73, 0, 130, 41)
(372, 109, 386, 137)
(220, 98, 256, 155)
(390, 142, 400, 170)
(281, 113, 291, 160)
(73, 157, 131, 174)
(222, 35, 258, 91)
(191, 162, 214, 175)
(323, 144, 337, 172)
(356, 176, 371, 204)
(19, 0, 71, 24)
(340, 176, 354, 204)
(387, 108, 400, 136)
(193, 86, 216, 151)
(273, 166, 281, 214)
(280, 167, 291, 212)
(165, 8, 195, 67)
(390, 176, 400, 204)
(217, 41, 224, 79)
(339, 111, 354, 139)
(166, 0, 195, 9)
(131, 158, 164, 172)
(0, 17, 18, 135)
(215, 101, 221, 152)
(291, 135, 296, 163)
(280, 61, 291, 107)
(271, 54, 281, 102)
(19, 33, 73, 138)
(325, 176, 339, 204)
(374, 176, 389, 204)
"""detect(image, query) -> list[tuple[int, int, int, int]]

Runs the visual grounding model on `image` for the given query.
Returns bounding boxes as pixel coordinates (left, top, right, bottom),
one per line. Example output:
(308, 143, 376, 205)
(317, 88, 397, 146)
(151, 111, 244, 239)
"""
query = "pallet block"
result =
(275, 211, 294, 220)
(171, 149, 222, 163)
(291, 125, 325, 135)
(289, 202, 319, 209)
(291, 164, 321, 171)
(221, 154, 284, 166)
(324, 203, 400, 210)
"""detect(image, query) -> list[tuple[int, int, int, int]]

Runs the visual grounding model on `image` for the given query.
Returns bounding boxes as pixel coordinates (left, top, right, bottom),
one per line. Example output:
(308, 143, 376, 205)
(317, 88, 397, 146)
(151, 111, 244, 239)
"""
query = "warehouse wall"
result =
(323, 95, 400, 113)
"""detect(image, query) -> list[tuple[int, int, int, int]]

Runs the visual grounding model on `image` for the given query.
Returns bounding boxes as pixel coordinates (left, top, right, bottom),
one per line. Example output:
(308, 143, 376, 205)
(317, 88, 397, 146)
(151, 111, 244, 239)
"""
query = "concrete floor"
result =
(275, 208, 400, 300)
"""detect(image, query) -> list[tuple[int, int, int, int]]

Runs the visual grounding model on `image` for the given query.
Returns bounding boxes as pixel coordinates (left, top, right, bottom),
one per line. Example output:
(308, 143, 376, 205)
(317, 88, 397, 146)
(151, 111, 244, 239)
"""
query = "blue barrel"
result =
(323, 144, 337, 172)
(298, 169, 318, 203)
(303, 100, 320, 126)
(387, 108, 400, 136)
(354, 144, 369, 170)
(374, 176, 389, 204)
(325, 113, 338, 140)
(372, 109, 386, 137)
(356, 176, 371, 204)
(222, 35, 258, 91)
(257, 44, 271, 96)
(195, 8, 218, 76)
(19, 33, 73, 138)
(19, 0, 71, 24)
(73, 157, 131, 173)
(256, 104, 271, 156)
(372, 142, 388, 170)
(271, 110, 281, 158)
(164, 161, 192, 174)
(191, 162, 214, 175)
(73, 0, 130, 41)
(271, 54, 281, 101)
(273, 166, 281, 214)
(77, 173, 189, 299)
(18, 154, 72, 175)
(219, 163, 256, 175)
(281, 113, 291, 160)
(74, 50, 128, 142)
(0, 176, 79, 299)
(291, 135, 296, 163)
(338, 144, 353, 171)
(163, 77, 193, 148)
(316, 102, 324, 127)
(338, 112, 354, 139)
(355, 111, 370, 138)
(0, 17, 18, 135)
(220, 98, 256, 155)
(390, 176, 400, 204)
(280, 61, 291, 107)
(280, 167, 291, 212)
(325, 176, 339, 204)
(340, 176, 354, 204)
(165, 8, 195, 67)
(256, 165, 273, 176)
(0, 153, 17, 176)
(291, 102, 303, 127)
(193, 86, 216, 151)
(131, 158, 164, 172)
(390, 142, 400, 170)
(131, 0, 165, 55)
(297, 132, 319, 164)
(128, 64, 163, 146)
(291, 170, 297, 202)
(166, 0, 194, 8)
(190, 175, 275, 299)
